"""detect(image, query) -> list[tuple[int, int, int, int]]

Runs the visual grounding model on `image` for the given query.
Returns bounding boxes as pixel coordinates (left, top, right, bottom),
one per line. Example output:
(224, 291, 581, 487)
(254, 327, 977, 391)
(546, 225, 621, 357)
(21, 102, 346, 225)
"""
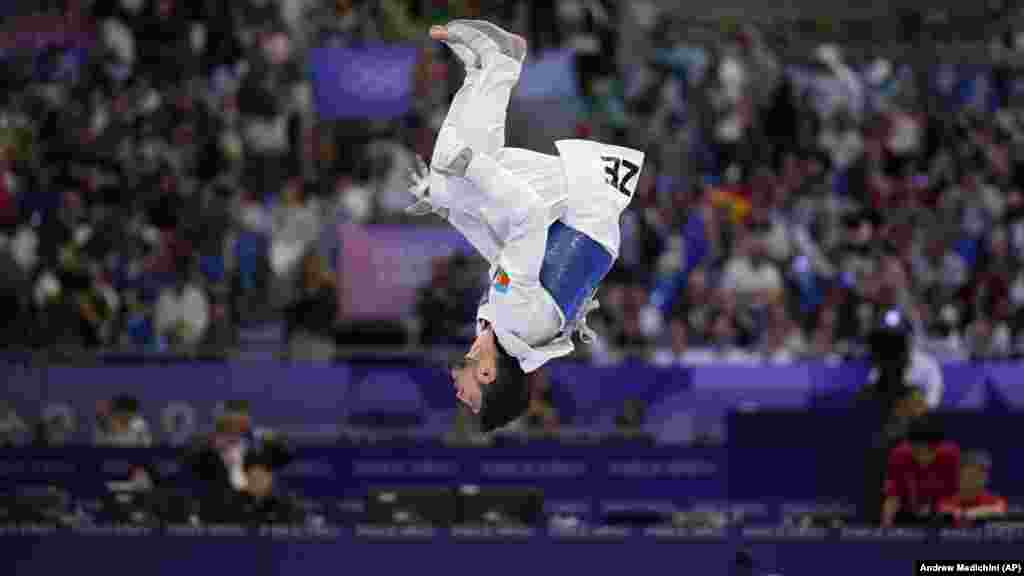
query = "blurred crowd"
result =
(413, 0, 1024, 366)
(3, 0, 1024, 365)
(0, 0, 342, 355)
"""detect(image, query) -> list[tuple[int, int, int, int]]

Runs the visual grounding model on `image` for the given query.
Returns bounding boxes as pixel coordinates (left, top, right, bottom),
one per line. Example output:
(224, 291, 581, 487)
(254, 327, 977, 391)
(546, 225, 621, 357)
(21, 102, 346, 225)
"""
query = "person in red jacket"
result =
(882, 417, 960, 526)
(936, 451, 1008, 527)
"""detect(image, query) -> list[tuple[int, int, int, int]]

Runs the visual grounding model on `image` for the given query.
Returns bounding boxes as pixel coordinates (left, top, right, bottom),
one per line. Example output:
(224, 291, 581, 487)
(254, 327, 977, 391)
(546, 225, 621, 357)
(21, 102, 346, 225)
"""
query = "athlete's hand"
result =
(405, 154, 435, 216)
(412, 154, 430, 187)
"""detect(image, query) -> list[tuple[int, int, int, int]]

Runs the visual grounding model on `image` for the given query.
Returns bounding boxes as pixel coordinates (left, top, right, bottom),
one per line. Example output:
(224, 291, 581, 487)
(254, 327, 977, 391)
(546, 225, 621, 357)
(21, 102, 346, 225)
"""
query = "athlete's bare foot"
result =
(429, 25, 449, 42)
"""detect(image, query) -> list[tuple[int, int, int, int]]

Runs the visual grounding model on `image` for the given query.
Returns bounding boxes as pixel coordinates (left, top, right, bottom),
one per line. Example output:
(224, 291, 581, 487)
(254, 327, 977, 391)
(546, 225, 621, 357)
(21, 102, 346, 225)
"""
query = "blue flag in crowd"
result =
(513, 48, 578, 101)
(309, 44, 419, 120)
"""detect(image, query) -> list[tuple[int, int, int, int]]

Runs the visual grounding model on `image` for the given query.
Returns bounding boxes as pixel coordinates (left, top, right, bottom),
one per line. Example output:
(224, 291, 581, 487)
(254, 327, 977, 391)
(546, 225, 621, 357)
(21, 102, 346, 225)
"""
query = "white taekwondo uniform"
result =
(424, 44, 645, 373)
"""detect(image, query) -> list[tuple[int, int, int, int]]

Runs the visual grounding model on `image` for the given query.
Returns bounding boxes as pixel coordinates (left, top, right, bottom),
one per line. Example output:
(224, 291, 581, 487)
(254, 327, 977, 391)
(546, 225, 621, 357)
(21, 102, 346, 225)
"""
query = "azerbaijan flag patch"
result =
(494, 267, 511, 293)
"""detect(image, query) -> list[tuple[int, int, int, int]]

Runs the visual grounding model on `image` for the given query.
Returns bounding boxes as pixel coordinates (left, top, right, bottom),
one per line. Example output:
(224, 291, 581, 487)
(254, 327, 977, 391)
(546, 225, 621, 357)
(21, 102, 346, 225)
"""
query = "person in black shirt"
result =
(859, 314, 921, 525)
(205, 450, 302, 526)
(185, 401, 293, 501)
(284, 251, 337, 361)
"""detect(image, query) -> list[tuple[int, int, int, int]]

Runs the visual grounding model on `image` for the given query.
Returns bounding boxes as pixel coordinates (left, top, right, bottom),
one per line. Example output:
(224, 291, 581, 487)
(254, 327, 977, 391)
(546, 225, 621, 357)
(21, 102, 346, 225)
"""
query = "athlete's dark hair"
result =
(478, 339, 530, 433)
(907, 416, 945, 446)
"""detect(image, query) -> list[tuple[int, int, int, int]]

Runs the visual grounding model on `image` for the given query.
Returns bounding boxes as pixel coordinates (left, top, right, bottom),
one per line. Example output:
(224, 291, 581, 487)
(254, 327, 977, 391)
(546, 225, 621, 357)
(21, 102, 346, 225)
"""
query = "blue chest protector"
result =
(539, 221, 614, 323)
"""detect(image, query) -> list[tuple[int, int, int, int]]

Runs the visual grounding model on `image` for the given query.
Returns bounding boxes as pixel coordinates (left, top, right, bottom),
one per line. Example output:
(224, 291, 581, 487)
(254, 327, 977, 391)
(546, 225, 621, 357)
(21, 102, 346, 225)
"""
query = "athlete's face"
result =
(246, 464, 274, 499)
(450, 330, 497, 413)
(910, 443, 937, 467)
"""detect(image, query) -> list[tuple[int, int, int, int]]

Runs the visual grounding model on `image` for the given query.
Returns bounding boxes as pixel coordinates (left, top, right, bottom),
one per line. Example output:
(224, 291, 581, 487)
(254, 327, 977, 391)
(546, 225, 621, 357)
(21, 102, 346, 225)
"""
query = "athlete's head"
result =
(907, 416, 945, 467)
(449, 327, 529, 432)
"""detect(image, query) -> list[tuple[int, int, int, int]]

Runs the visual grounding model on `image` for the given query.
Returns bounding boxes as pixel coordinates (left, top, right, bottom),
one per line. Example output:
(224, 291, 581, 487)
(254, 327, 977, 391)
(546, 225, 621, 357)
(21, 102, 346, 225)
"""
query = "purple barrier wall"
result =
(2, 360, 1021, 445)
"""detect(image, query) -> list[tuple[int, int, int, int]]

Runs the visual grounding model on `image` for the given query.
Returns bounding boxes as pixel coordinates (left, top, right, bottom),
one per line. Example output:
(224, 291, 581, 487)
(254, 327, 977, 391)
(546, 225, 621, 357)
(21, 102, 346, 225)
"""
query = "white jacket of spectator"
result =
(244, 115, 289, 154)
(819, 126, 864, 170)
(11, 225, 38, 272)
(887, 109, 921, 155)
(811, 46, 864, 122)
(714, 55, 748, 143)
(155, 284, 210, 346)
(102, 18, 135, 67)
(721, 257, 783, 303)
(367, 139, 416, 217)
(760, 217, 794, 263)
(271, 200, 320, 275)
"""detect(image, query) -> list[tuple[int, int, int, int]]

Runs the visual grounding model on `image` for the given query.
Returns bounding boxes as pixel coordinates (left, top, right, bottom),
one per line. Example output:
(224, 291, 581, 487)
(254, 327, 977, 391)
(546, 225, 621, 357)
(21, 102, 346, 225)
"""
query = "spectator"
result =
(523, 371, 560, 437)
(910, 232, 968, 307)
(560, 0, 616, 99)
(937, 451, 1008, 527)
(232, 189, 271, 317)
(33, 241, 115, 349)
(415, 256, 471, 346)
(676, 267, 713, 343)
(185, 400, 291, 495)
(284, 251, 337, 361)
(1005, 187, 1024, 256)
(929, 303, 965, 355)
(270, 177, 320, 307)
(102, 464, 159, 525)
(819, 110, 864, 172)
(810, 44, 864, 125)
(122, 289, 159, 351)
(332, 169, 373, 225)
(758, 300, 805, 364)
(0, 401, 29, 447)
(10, 218, 40, 277)
(36, 408, 76, 447)
(882, 417, 960, 527)
(710, 41, 752, 175)
(833, 210, 881, 306)
(612, 398, 653, 443)
(705, 308, 755, 364)
(94, 395, 152, 447)
(0, 235, 32, 347)
(965, 314, 1013, 359)
(239, 59, 292, 202)
(205, 450, 302, 525)
(808, 305, 840, 360)
(155, 263, 210, 352)
(186, 183, 234, 288)
(652, 310, 711, 366)
(721, 232, 783, 311)
(747, 182, 794, 265)
(0, 156, 17, 230)
(867, 341, 945, 410)
(365, 125, 420, 219)
(239, 449, 302, 523)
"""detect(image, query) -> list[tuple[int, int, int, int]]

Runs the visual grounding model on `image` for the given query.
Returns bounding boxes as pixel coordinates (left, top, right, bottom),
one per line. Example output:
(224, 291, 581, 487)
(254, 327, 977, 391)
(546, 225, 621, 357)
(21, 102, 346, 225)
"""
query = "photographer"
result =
(860, 310, 919, 525)
(201, 450, 303, 526)
(184, 401, 292, 499)
(94, 395, 152, 448)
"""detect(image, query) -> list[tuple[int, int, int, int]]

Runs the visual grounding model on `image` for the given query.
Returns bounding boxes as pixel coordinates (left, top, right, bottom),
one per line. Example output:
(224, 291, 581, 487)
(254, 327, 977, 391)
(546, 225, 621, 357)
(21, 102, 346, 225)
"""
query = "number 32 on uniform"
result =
(601, 156, 640, 197)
